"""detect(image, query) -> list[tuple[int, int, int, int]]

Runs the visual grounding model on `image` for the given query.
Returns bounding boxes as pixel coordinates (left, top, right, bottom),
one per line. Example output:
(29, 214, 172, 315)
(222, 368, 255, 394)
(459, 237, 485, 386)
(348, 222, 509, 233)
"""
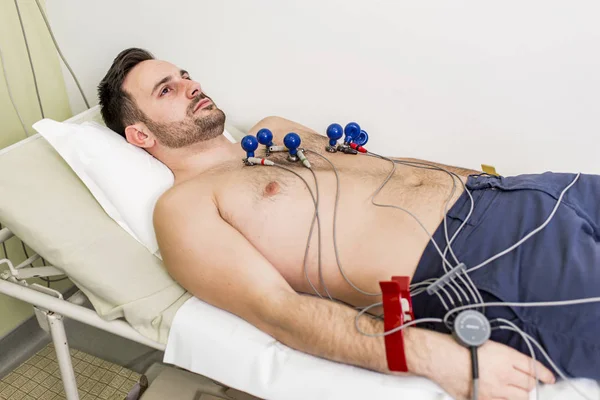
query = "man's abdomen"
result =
(220, 164, 461, 306)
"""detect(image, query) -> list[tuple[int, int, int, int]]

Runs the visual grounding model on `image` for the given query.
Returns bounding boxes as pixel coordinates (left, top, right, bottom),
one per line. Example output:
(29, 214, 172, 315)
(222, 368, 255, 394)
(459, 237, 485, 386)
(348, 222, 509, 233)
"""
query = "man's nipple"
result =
(264, 181, 280, 197)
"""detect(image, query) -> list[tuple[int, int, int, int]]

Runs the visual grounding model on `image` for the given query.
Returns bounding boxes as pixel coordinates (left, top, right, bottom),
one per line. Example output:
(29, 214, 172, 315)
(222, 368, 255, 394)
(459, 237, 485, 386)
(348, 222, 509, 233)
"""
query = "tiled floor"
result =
(0, 343, 141, 400)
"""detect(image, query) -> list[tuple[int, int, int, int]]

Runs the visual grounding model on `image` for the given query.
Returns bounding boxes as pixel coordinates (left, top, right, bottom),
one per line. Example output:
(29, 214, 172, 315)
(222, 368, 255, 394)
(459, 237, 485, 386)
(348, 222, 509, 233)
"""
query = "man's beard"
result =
(141, 94, 226, 149)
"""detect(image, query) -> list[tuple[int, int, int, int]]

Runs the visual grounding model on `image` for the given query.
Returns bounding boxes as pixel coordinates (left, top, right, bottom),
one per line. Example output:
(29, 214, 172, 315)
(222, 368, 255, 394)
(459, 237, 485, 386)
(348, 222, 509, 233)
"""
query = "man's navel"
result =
(264, 181, 280, 197)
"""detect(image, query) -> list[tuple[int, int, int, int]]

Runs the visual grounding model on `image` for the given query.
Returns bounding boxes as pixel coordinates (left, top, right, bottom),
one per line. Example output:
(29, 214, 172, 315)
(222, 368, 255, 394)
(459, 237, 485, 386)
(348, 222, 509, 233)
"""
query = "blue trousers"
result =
(412, 172, 600, 381)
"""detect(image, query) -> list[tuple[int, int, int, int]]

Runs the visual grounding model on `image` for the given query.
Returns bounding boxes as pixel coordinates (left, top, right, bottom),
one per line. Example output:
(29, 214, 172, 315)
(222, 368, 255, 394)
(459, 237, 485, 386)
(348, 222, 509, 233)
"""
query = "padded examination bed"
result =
(0, 107, 598, 399)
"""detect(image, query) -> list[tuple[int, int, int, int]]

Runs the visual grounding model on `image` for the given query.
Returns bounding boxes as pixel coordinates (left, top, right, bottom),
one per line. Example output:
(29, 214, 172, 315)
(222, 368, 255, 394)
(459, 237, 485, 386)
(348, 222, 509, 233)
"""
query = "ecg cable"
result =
(271, 163, 331, 300)
(494, 321, 594, 400)
(466, 173, 581, 274)
(365, 152, 483, 310)
(391, 158, 483, 309)
(492, 318, 540, 400)
(244, 128, 594, 400)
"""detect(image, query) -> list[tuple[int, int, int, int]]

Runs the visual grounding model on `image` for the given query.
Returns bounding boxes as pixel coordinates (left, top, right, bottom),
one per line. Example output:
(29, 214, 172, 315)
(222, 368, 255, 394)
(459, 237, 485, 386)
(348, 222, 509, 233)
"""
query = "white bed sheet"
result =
(164, 297, 600, 400)
(164, 297, 449, 400)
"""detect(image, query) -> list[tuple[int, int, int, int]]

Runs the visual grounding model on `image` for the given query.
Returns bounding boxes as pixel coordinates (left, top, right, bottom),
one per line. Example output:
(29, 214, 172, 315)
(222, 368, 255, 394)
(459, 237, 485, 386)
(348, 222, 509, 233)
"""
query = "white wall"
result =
(46, 0, 600, 175)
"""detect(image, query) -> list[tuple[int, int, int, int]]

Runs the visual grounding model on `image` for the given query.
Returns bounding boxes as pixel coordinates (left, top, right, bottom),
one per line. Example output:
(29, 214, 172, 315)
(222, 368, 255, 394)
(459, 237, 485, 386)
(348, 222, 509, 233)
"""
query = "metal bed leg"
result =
(47, 312, 80, 400)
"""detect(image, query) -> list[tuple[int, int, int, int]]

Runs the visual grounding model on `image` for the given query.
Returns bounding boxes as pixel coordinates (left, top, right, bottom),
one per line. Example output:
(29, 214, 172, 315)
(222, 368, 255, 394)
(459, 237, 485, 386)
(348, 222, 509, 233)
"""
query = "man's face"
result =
(123, 59, 225, 148)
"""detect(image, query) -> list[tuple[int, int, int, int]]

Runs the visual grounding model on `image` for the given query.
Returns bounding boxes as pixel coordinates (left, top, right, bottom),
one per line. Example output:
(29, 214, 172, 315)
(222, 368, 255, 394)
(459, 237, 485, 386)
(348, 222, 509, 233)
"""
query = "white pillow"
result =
(32, 118, 237, 256)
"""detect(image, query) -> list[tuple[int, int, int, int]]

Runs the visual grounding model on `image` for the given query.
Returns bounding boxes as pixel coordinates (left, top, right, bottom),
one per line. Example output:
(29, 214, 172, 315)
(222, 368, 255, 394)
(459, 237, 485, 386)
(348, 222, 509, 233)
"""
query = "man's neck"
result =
(153, 134, 240, 183)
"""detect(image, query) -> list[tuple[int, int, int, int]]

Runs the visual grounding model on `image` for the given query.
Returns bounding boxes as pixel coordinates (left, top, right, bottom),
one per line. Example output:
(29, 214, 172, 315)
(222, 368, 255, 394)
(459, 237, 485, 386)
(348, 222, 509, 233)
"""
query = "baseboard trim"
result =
(0, 316, 49, 379)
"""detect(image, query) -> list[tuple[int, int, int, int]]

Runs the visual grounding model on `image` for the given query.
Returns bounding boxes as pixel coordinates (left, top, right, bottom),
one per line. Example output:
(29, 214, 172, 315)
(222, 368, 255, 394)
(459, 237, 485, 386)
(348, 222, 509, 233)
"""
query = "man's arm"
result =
(154, 184, 553, 400)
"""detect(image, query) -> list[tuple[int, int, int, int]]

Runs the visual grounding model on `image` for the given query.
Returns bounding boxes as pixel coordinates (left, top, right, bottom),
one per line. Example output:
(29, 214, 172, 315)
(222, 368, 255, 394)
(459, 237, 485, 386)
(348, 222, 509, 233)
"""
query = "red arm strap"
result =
(379, 276, 413, 372)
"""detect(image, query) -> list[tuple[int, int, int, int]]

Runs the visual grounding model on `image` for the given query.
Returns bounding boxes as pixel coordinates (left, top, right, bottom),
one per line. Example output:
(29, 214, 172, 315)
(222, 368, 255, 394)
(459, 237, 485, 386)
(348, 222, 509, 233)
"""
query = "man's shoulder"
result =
(250, 116, 324, 140)
(153, 177, 216, 226)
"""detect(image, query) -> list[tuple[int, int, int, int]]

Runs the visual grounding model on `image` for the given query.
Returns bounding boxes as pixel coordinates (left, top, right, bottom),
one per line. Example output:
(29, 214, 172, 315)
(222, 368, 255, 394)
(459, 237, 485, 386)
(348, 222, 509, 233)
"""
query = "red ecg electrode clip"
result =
(379, 276, 414, 372)
(349, 142, 367, 153)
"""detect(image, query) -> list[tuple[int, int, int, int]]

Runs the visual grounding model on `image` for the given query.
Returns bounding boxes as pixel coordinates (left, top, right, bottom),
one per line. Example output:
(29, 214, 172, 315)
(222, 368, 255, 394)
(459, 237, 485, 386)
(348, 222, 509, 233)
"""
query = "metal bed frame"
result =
(0, 227, 165, 400)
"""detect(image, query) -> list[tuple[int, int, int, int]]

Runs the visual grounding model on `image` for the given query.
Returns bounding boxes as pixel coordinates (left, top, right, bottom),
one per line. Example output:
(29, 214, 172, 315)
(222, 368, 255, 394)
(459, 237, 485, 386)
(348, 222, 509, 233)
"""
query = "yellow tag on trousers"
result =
(481, 164, 499, 176)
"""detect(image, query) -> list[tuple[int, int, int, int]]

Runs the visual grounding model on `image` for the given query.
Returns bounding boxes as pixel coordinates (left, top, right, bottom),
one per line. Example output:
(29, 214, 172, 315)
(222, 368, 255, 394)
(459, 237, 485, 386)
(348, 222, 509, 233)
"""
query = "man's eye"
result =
(184, 76, 192, 80)
(160, 87, 171, 97)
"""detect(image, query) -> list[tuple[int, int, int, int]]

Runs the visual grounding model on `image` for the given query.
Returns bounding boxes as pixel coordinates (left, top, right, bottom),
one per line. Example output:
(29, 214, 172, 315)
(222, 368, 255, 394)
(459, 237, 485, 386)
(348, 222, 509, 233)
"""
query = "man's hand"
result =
(424, 331, 555, 400)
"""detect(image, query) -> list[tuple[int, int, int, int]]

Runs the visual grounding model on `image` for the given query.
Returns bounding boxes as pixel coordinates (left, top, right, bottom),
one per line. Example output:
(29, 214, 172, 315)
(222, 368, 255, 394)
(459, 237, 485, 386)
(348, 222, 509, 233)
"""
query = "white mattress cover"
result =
(165, 298, 600, 400)
(164, 297, 449, 400)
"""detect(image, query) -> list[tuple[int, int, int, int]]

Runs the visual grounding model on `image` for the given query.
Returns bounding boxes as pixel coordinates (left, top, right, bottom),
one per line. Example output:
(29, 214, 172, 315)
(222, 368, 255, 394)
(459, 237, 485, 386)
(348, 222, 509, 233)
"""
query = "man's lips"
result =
(194, 98, 212, 112)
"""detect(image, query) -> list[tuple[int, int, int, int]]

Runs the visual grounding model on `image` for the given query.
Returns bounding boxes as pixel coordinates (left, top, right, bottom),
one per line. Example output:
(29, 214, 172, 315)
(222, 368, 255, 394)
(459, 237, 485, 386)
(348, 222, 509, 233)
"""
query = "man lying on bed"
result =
(98, 48, 600, 400)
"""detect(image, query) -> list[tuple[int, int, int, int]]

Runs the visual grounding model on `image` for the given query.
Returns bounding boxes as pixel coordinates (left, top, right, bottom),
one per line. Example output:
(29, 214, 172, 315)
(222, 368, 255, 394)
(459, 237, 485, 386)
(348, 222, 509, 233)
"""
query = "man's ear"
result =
(124, 123, 155, 148)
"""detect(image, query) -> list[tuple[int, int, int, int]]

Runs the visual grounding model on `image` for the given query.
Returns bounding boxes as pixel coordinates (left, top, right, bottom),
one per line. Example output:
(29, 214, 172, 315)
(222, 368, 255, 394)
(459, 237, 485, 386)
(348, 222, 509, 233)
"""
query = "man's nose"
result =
(186, 81, 202, 99)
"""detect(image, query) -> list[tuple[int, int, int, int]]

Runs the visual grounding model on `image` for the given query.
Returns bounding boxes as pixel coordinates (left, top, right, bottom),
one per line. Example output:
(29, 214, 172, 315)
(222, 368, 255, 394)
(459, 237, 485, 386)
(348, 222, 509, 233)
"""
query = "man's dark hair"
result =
(98, 48, 154, 137)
